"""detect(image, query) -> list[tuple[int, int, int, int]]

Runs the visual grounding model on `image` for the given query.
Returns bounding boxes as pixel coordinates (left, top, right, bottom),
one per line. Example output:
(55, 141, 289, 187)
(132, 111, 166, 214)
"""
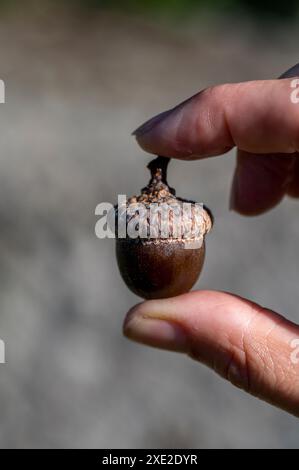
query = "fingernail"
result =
(132, 109, 173, 137)
(279, 63, 299, 79)
(124, 315, 188, 353)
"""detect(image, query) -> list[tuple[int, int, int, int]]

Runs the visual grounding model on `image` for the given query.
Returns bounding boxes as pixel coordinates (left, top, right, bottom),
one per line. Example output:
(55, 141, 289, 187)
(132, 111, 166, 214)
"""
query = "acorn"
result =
(115, 156, 212, 299)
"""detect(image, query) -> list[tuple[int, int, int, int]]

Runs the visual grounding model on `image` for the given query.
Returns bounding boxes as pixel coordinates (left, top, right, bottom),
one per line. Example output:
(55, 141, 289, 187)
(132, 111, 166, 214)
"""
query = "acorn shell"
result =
(115, 156, 212, 299)
(116, 237, 205, 299)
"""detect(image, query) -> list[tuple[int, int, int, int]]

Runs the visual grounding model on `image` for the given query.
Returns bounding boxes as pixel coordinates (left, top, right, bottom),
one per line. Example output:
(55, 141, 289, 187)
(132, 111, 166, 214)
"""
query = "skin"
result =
(123, 64, 299, 417)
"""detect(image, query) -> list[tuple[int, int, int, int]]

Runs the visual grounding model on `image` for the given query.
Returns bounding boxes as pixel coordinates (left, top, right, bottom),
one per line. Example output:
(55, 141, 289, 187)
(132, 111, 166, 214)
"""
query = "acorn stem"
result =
(147, 156, 170, 184)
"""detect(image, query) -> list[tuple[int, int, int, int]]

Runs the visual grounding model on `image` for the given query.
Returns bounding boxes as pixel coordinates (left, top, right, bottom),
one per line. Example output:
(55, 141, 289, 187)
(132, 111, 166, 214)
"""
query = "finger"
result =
(230, 64, 299, 215)
(124, 291, 299, 416)
(133, 79, 299, 159)
(287, 155, 299, 198)
(230, 151, 296, 215)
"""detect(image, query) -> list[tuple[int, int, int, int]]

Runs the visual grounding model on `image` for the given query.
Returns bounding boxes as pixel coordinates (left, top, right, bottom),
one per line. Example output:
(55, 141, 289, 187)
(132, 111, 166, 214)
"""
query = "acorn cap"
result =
(115, 156, 212, 242)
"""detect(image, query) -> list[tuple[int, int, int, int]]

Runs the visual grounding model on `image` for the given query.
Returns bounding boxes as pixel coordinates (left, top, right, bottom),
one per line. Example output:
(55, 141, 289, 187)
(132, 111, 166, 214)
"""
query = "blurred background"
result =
(0, 0, 298, 449)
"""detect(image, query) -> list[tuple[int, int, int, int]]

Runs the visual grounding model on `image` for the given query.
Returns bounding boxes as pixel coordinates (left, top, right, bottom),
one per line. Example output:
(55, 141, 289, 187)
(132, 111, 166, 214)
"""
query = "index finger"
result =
(133, 78, 299, 159)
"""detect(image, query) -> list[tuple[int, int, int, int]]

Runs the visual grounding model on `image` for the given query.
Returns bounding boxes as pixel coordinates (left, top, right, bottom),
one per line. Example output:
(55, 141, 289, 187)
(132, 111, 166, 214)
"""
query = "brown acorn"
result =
(115, 156, 212, 299)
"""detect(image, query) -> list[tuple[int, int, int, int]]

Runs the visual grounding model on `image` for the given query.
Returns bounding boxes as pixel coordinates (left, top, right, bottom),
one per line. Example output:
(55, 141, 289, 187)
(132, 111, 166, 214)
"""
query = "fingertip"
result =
(123, 298, 189, 352)
(229, 151, 294, 216)
(122, 290, 244, 351)
(132, 109, 174, 139)
(123, 301, 145, 333)
(229, 168, 273, 216)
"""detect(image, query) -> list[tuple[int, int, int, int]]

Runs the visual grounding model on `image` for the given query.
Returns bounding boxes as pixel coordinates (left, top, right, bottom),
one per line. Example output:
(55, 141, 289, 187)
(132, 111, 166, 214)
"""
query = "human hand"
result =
(123, 64, 299, 417)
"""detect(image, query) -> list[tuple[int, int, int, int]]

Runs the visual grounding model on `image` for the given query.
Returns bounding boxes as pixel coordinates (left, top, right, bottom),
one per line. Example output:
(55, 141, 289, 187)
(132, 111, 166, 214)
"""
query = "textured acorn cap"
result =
(115, 156, 212, 242)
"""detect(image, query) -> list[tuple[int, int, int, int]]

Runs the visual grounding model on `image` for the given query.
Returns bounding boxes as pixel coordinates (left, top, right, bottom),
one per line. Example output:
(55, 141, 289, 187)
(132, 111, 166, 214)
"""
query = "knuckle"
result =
(191, 83, 234, 155)
(221, 306, 280, 395)
(240, 306, 286, 396)
(201, 83, 232, 104)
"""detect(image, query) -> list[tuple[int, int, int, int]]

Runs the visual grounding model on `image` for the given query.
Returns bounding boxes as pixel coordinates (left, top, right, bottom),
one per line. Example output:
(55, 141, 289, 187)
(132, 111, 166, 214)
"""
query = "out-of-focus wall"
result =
(0, 2, 298, 448)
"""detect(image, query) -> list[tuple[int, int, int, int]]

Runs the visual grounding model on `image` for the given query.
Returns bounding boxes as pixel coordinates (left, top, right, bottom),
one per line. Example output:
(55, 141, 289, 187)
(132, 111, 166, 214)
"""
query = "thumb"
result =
(123, 290, 299, 417)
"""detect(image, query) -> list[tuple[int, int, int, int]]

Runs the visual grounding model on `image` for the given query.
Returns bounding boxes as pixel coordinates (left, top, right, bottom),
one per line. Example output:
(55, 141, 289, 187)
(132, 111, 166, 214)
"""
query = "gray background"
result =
(0, 4, 298, 448)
